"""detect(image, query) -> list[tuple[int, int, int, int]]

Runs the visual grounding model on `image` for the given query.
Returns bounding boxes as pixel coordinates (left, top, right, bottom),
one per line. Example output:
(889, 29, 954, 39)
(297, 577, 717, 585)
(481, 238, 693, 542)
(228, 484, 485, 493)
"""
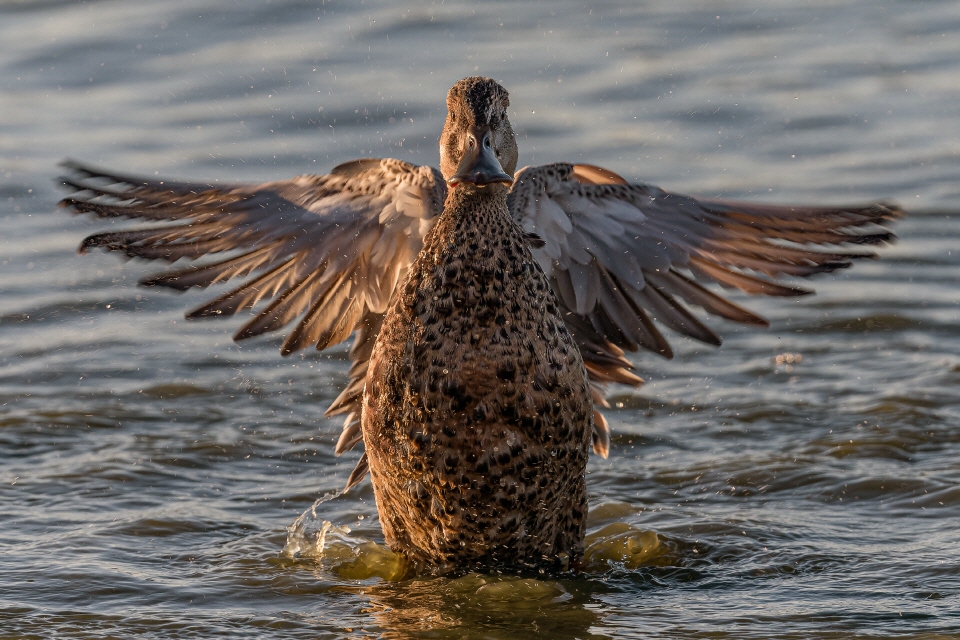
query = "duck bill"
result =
(448, 127, 514, 187)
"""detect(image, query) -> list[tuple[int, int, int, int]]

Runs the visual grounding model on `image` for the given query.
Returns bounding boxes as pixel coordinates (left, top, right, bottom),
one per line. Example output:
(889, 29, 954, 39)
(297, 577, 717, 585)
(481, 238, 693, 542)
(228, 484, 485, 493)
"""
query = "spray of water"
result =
(281, 490, 348, 559)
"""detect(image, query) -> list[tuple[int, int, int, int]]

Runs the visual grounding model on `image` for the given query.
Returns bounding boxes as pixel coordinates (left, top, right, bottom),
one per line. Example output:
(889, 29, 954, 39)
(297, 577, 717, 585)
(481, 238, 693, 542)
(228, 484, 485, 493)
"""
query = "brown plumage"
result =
(363, 78, 592, 570)
(364, 175, 592, 572)
(58, 76, 902, 572)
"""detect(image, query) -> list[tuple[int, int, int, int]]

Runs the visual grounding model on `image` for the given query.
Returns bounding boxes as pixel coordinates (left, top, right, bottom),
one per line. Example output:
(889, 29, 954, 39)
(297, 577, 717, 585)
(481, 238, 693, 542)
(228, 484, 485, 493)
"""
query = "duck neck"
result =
(438, 183, 512, 243)
(444, 182, 508, 210)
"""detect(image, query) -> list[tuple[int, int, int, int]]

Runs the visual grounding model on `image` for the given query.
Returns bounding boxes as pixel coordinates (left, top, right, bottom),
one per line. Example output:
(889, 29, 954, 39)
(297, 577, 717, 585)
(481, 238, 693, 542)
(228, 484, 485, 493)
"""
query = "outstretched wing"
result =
(508, 163, 902, 457)
(60, 157, 447, 488)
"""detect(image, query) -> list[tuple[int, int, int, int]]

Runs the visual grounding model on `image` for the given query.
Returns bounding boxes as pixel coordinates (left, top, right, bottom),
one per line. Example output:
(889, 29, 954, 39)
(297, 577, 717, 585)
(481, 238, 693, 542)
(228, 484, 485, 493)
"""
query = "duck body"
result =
(363, 179, 593, 572)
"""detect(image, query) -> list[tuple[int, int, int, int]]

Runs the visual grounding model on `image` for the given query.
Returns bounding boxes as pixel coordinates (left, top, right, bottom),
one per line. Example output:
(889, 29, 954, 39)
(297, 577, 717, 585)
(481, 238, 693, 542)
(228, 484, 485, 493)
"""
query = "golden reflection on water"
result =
(583, 523, 661, 571)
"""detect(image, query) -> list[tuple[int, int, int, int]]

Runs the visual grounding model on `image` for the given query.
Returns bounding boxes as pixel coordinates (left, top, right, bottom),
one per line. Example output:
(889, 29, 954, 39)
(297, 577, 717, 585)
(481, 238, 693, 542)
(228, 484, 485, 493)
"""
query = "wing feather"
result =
(185, 255, 303, 319)
(644, 270, 769, 327)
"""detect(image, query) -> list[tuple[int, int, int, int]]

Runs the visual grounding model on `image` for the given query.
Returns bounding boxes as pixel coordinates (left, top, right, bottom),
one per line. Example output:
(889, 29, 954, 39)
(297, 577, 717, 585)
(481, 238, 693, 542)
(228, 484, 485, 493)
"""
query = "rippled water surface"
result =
(2, 1, 959, 638)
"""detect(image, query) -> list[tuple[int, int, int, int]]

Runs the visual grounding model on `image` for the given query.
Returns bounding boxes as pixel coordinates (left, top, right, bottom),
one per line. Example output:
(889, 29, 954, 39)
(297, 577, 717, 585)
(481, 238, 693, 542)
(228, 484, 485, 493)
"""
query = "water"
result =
(2, 1, 959, 637)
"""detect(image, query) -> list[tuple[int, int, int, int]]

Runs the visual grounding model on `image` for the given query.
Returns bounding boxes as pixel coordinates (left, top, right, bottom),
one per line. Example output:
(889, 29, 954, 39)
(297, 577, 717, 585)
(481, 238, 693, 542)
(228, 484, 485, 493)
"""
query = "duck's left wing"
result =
(60, 158, 447, 488)
(508, 162, 902, 457)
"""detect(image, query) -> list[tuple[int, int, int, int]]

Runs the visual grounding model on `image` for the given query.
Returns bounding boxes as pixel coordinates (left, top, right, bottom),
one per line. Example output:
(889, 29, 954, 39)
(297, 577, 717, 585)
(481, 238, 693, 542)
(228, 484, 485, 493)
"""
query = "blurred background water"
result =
(1, 1, 959, 638)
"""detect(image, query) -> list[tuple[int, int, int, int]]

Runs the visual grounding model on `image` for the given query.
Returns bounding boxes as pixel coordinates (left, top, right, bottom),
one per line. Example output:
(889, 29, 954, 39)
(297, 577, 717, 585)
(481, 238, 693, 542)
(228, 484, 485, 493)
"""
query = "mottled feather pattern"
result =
(362, 186, 593, 571)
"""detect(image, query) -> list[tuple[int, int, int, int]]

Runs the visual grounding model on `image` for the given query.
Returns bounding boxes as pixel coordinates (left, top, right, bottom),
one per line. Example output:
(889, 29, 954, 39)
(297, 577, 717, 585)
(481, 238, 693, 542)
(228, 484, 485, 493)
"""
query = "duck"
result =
(59, 76, 901, 573)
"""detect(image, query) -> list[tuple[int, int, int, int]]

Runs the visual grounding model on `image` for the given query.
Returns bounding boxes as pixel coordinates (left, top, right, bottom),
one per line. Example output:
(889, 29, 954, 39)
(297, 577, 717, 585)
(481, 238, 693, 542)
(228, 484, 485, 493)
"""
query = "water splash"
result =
(281, 490, 348, 560)
(281, 491, 408, 580)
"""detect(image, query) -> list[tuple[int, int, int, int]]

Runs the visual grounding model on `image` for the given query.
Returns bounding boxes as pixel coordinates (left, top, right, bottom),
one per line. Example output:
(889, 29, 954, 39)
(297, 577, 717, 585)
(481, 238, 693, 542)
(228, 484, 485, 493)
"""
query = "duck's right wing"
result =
(60, 157, 447, 489)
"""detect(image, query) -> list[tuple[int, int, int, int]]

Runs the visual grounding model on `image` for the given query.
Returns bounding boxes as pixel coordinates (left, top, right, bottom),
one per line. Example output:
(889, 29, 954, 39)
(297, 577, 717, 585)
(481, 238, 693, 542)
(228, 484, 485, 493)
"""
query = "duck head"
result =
(440, 77, 518, 189)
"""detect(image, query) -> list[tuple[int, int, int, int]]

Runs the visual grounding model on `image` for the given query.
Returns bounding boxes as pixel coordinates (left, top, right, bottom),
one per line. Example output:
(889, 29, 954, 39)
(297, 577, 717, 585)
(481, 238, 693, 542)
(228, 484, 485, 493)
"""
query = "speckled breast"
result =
(361, 189, 595, 572)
